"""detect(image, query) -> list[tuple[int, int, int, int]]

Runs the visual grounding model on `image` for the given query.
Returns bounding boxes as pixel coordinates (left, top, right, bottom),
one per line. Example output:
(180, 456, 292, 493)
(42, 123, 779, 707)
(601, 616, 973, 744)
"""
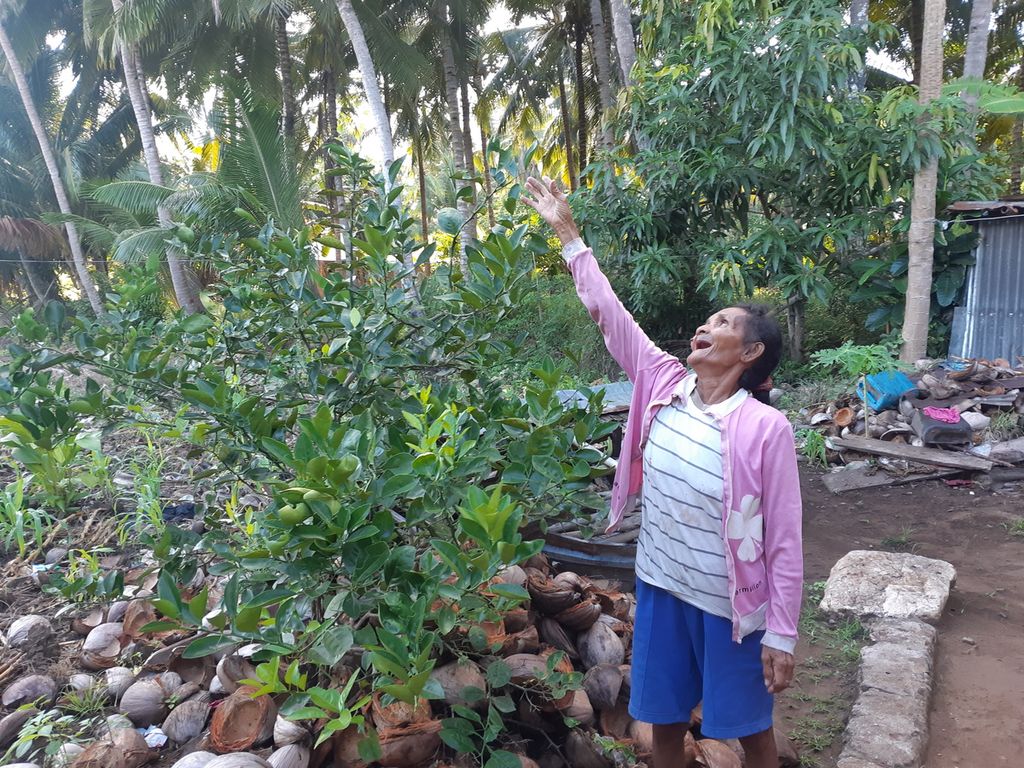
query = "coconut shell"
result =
(503, 653, 549, 684)
(267, 744, 310, 768)
(209, 686, 277, 753)
(627, 720, 654, 755)
(2, 674, 56, 708)
(273, 715, 311, 747)
(0, 707, 37, 749)
(577, 621, 625, 669)
(371, 691, 431, 729)
(377, 720, 443, 768)
(582, 664, 623, 711)
(70, 727, 151, 768)
(170, 752, 218, 768)
(554, 597, 602, 632)
(501, 625, 540, 655)
(494, 565, 528, 587)
(552, 571, 592, 592)
(55, 742, 86, 767)
(71, 608, 107, 636)
(565, 730, 612, 768)
(522, 553, 550, 574)
(67, 673, 96, 693)
(205, 755, 273, 768)
(503, 607, 532, 634)
(594, 590, 632, 621)
(428, 659, 487, 709)
(81, 623, 127, 670)
(163, 698, 211, 744)
(695, 739, 742, 768)
(6, 615, 55, 651)
(538, 617, 578, 659)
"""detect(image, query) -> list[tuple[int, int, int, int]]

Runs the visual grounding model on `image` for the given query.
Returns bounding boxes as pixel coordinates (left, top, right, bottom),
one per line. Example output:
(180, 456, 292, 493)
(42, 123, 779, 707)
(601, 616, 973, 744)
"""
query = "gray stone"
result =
(819, 550, 956, 622)
(960, 411, 991, 431)
(841, 688, 927, 767)
(837, 759, 886, 768)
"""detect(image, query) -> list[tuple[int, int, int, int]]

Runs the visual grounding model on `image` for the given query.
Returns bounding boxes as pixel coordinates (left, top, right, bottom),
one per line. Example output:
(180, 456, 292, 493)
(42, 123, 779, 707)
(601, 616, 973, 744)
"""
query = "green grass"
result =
(989, 411, 1024, 442)
(1005, 518, 1024, 538)
(880, 526, 918, 553)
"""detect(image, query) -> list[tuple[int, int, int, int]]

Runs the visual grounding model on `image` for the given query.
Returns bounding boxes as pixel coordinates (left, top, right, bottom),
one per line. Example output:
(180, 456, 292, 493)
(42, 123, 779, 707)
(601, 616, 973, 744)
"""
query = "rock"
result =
(820, 550, 956, 623)
(960, 411, 991, 431)
(769, 388, 784, 406)
(836, 617, 936, 768)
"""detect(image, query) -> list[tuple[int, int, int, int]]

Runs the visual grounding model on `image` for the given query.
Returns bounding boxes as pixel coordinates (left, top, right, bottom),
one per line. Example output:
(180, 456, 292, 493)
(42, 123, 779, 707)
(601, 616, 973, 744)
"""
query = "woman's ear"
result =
(742, 341, 765, 363)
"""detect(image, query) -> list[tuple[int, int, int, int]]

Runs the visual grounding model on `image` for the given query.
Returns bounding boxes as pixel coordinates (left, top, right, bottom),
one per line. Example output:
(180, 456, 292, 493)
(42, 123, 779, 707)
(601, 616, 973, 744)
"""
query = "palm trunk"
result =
(1011, 119, 1023, 194)
(961, 0, 994, 111)
(574, 14, 588, 176)
(275, 10, 297, 140)
(558, 70, 578, 191)
(0, 24, 103, 316)
(460, 77, 479, 239)
(901, 0, 944, 362)
(608, 0, 637, 85)
(473, 72, 495, 229)
(909, 0, 924, 85)
(324, 70, 340, 222)
(786, 296, 806, 363)
(414, 126, 430, 245)
(335, 0, 395, 175)
(589, 0, 615, 148)
(440, 11, 475, 260)
(18, 250, 52, 308)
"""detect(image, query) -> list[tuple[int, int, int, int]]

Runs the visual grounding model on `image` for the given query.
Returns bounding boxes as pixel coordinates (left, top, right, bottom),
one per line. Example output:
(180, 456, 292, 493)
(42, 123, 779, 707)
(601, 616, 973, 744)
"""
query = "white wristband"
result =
(561, 238, 587, 262)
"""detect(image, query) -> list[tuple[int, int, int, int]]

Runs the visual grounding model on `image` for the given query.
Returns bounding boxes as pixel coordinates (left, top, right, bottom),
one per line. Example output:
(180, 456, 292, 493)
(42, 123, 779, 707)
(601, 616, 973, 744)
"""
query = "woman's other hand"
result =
(761, 646, 795, 694)
(522, 176, 580, 245)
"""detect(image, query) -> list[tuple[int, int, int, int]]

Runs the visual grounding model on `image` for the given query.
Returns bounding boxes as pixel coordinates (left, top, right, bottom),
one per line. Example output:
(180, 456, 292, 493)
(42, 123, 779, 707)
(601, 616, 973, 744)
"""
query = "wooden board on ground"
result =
(823, 465, 962, 494)
(829, 435, 994, 472)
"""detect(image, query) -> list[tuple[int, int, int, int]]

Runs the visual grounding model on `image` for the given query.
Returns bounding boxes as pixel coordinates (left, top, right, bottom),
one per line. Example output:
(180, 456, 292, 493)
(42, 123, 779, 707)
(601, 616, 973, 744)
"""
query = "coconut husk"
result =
(122, 601, 159, 639)
(684, 732, 699, 767)
(598, 699, 631, 739)
(274, 715, 311, 747)
(695, 739, 742, 768)
(593, 590, 632, 621)
(377, 720, 443, 768)
(501, 625, 540, 655)
(552, 571, 592, 593)
(267, 743, 311, 768)
(565, 731, 612, 768)
(119, 678, 171, 727)
(494, 565, 528, 587)
(216, 653, 257, 695)
(503, 608, 532, 634)
(554, 597, 602, 632)
(428, 659, 487, 709)
(555, 689, 594, 726)
(209, 686, 277, 753)
(81, 623, 127, 670)
(522, 553, 551, 574)
(626, 720, 653, 755)
(162, 698, 211, 744)
(0, 707, 37, 749)
(71, 727, 151, 768)
(371, 691, 431, 729)
(2, 674, 56, 708)
(72, 607, 107, 636)
(582, 664, 623, 711)
(577, 621, 625, 669)
(168, 654, 216, 687)
(527, 575, 581, 615)
(331, 726, 369, 768)
(503, 653, 549, 685)
(538, 618, 578, 659)
(834, 407, 855, 428)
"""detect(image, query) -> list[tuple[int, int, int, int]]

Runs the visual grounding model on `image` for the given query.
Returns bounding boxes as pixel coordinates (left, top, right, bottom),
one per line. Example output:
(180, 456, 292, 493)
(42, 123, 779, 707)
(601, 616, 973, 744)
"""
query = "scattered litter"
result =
(922, 406, 961, 424)
(139, 725, 168, 748)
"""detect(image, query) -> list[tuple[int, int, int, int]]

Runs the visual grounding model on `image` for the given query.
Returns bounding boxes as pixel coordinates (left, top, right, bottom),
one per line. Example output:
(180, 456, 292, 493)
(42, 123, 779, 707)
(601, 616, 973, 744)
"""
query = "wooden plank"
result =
(823, 465, 961, 494)
(829, 435, 993, 472)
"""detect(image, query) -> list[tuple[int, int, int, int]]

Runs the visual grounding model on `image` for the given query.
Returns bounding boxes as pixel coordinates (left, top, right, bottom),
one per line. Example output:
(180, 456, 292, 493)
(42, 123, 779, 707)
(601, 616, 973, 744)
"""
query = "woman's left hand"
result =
(761, 646, 795, 693)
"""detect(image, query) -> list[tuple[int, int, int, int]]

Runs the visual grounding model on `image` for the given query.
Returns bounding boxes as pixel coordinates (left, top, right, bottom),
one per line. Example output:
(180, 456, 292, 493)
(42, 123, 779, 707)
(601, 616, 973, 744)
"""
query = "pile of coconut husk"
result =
(0, 554, 801, 768)
(793, 358, 1024, 485)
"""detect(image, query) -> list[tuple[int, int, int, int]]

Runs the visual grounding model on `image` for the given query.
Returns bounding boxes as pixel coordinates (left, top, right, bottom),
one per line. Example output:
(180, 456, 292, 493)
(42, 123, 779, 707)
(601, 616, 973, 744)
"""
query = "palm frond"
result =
(111, 225, 173, 264)
(0, 216, 66, 258)
(90, 180, 176, 215)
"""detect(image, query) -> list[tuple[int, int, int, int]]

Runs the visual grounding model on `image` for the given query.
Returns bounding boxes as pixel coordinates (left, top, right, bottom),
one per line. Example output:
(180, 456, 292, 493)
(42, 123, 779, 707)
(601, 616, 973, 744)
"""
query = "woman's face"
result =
(686, 307, 761, 372)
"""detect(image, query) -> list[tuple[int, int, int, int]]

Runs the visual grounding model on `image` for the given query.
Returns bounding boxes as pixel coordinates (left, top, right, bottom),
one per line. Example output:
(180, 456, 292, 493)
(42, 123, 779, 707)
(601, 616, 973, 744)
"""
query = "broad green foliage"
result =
(0, 162, 612, 757)
(579, 0, 1002, 349)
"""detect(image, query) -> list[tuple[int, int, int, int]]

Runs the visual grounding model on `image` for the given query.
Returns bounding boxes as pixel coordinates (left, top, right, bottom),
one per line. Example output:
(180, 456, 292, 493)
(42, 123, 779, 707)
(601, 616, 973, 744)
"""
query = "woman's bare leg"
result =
(652, 722, 690, 768)
(738, 727, 777, 768)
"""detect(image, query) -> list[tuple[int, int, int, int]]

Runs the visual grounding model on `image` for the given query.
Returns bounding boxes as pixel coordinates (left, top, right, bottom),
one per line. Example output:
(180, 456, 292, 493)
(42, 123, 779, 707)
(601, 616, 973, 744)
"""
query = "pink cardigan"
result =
(568, 246, 804, 651)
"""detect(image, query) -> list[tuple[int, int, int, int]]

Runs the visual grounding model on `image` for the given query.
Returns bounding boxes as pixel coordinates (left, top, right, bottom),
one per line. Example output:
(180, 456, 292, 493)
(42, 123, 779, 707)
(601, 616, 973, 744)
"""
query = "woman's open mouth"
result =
(692, 337, 712, 351)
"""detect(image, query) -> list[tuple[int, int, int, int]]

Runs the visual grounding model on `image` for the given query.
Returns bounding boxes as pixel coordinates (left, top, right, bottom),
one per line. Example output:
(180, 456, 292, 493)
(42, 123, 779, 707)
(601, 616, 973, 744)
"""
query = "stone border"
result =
(836, 618, 937, 768)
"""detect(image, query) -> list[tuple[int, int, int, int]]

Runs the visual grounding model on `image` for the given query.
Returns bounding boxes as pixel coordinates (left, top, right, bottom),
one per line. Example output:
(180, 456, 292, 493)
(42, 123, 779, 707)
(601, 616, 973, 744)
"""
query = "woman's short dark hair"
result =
(733, 303, 782, 405)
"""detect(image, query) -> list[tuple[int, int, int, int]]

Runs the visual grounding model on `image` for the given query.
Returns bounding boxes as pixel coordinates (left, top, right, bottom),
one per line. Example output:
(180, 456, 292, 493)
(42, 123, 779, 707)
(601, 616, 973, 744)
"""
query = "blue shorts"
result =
(628, 579, 774, 739)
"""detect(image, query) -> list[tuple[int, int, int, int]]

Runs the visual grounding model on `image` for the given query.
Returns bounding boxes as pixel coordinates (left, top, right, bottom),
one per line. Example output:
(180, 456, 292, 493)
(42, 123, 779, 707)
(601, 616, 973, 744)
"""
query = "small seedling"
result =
(1005, 518, 1024, 538)
(880, 526, 917, 553)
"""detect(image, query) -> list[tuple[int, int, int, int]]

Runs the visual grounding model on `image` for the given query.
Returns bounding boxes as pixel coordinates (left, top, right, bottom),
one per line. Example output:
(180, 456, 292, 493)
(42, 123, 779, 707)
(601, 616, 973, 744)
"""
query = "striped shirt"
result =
(636, 376, 748, 619)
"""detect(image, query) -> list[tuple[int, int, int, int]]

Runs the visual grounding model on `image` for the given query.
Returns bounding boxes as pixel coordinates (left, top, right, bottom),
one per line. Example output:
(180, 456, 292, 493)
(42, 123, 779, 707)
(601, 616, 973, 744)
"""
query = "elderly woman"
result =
(523, 178, 803, 768)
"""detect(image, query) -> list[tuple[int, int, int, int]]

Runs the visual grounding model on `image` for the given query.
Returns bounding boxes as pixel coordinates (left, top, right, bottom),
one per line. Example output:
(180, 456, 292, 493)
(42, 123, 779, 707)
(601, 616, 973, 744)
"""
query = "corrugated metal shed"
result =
(948, 201, 1024, 362)
(556, 380, 633, 414)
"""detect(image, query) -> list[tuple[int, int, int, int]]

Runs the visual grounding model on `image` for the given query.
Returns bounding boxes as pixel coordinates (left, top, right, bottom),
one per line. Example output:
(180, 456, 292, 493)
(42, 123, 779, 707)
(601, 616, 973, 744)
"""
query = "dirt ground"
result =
(796, 465, 1024, 768)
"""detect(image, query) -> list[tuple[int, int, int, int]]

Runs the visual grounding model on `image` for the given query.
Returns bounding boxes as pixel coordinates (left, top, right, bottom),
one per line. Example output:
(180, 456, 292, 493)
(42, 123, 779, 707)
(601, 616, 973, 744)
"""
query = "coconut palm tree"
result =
(901, 0, 945, 362)
(0, 19, 104, 315)
(607, 0, 635, 85)
(961, 0, 994, 111)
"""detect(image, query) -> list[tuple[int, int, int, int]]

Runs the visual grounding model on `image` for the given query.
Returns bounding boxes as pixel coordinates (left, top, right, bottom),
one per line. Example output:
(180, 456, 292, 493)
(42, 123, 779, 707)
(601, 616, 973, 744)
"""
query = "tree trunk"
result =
(786, 296, 806, 364)
(473, 74, 496, 229)
(17, 250, 54, 308)
(275, 10, 297, 140)
(574, 15, 588, 176)
(558, 70, 578, 191)
(460, 76, 479, 239)
(909, 0, 924, 85)
(850, 0, 868, 91)
(440, 8, 475, 258)
(901, 0, 944, 363)
(607, 0, 637, 85)
(589, 0, 615, 148)
(324, 69, 340, 222)
(0, 23, 104, 316)
(1011, 117, 1024, 194)
(335, 0, 395, 176)
(961, 0, 994, 111)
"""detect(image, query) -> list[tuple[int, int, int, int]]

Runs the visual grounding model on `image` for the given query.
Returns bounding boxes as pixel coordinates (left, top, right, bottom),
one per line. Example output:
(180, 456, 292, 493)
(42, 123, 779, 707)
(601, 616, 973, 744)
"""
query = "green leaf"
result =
(308, 625, 354, 667)
(181, 314, 215, 334)
(485, 659, 512, 688)
(182, 633, 239, 659)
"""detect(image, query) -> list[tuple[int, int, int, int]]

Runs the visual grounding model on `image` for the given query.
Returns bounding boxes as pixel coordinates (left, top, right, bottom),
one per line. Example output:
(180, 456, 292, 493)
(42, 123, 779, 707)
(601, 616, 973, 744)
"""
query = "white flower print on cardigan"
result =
(727, 495, 764, 563)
